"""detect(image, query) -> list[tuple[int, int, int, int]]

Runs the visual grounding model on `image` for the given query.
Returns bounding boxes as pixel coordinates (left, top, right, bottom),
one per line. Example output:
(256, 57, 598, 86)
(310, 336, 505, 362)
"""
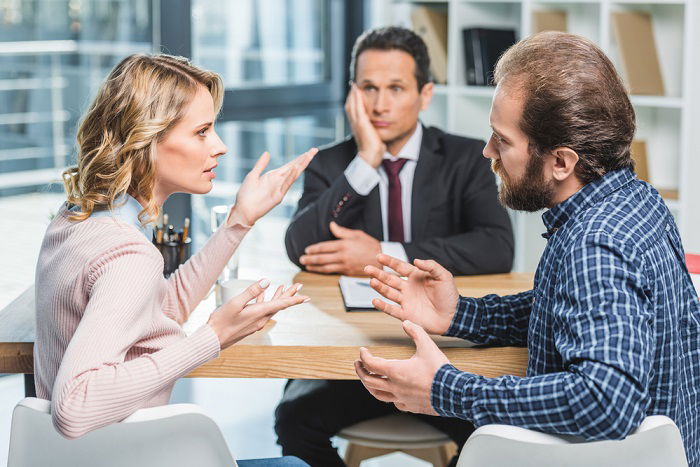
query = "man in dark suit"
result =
(275, 27, 514, 466)
(284, 29, 513, 277)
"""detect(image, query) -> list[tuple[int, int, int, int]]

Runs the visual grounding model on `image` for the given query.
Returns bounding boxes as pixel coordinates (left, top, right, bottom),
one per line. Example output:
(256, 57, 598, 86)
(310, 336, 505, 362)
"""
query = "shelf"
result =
(454, 86, 496, 98)
(434, 85, 496, 98)
(657, 187, 678, 200)
(664, 200, 679, 211)
(433, 84, 451, 95)
(630, 95, 684, 109)
(437, 88, 684, 108)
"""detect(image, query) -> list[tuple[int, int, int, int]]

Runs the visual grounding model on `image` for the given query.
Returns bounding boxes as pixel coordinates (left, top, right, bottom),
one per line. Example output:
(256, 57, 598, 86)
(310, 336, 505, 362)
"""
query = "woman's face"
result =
(154, 85, 226, 204)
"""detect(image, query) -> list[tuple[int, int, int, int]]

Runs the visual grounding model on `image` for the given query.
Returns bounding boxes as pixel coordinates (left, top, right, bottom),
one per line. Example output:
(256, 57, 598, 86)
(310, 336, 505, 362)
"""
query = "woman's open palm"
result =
(229, 148, 318, 226)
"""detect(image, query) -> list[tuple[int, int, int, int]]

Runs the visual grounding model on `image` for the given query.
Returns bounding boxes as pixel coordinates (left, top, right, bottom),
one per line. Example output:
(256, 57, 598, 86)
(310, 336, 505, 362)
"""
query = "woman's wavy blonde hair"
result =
(63, 53, 223, 223)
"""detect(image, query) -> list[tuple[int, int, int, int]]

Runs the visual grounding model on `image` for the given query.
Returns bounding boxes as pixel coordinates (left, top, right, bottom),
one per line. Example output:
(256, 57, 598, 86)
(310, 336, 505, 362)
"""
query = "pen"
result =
(182, 217, 190, 243)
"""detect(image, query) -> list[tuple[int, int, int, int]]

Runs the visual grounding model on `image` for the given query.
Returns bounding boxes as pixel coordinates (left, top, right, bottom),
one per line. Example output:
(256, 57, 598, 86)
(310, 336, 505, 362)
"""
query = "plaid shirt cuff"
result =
(444, 296, 482, 338)
(431, 363, 478, 419)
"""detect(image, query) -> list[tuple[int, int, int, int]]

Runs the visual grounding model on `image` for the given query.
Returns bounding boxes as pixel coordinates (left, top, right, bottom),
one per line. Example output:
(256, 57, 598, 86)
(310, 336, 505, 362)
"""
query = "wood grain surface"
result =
(0, 272, 533, 379)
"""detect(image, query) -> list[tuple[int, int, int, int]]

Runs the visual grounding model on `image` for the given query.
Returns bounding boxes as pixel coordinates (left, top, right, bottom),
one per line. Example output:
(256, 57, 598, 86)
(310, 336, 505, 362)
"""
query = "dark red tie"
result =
(381, 158, 408, 242)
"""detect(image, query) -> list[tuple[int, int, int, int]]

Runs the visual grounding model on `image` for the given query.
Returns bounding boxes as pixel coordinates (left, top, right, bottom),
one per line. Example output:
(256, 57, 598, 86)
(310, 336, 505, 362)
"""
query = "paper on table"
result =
(339, 275, 399, 312)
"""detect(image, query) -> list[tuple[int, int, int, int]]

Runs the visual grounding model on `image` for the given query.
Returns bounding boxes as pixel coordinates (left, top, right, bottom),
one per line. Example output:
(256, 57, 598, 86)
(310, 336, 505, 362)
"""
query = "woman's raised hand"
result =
(228, 148, 318, 227)
(207, 279, 309, 349)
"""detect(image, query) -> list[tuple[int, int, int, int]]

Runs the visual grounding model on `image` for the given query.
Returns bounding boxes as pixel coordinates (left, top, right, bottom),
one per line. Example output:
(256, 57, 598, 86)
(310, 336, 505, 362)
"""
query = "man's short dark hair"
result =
(494, 32, 636, 184)
(349, 26, 432, 91)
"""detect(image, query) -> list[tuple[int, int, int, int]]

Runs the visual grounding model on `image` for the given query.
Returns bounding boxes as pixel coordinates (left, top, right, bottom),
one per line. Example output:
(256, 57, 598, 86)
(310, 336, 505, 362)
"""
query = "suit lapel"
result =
(411, 126, 443, 242)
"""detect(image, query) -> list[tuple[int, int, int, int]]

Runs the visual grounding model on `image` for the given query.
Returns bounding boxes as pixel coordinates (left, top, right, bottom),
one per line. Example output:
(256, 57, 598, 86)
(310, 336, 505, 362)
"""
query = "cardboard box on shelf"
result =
(411, 6, 448, 84)
(611, 11, 665, 95)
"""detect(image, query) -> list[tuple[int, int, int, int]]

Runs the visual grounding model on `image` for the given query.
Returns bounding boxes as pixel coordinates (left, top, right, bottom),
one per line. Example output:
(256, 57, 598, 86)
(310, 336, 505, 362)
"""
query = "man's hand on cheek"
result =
(299, 222, 382, 275)
(345, 83, 386, 168)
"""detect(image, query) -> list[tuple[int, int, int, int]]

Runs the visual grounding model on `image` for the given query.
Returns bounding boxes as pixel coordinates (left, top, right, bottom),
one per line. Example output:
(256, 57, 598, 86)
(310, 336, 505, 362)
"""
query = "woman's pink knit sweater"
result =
(34, 203, 249, 439)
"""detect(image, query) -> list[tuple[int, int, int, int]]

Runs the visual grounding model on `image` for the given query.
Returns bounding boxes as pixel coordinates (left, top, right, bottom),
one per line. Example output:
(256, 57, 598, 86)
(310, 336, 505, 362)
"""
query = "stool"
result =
(337, 414, 457, 467)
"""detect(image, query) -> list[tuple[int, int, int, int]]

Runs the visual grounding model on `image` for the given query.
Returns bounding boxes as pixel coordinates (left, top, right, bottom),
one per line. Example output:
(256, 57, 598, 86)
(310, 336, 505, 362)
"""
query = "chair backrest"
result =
(7, 397, 237, 467)
(457, 415, 688, 467)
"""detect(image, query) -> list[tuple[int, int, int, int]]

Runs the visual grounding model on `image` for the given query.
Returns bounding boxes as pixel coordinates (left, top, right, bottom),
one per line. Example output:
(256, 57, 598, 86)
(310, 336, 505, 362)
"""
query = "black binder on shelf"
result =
(462, 28, 517, 86)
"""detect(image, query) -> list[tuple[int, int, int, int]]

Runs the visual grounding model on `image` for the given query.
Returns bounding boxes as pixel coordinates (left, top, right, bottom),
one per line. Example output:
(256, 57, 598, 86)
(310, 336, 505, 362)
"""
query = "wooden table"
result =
(0, 272, 533, 381)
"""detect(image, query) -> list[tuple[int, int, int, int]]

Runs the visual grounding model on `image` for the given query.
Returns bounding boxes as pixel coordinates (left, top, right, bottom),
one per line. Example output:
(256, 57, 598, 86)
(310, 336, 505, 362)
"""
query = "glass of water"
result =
(211, 205, 240, 305)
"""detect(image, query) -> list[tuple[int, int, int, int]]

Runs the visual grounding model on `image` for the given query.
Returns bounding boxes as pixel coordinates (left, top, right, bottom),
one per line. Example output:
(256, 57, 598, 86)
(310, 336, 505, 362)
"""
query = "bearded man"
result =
(358, 32, 700, 466)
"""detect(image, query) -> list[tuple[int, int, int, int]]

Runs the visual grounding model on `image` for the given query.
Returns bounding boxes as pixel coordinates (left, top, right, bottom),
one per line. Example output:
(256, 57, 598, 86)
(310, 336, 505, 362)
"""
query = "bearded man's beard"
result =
(491, 155, 555, 212)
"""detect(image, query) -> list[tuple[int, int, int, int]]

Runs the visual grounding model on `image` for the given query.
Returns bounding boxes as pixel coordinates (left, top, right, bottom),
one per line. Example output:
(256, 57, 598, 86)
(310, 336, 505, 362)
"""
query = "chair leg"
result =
(344, 443, 396, 467)
(401, 446, 449, 466)
(441, 442, 458, 464)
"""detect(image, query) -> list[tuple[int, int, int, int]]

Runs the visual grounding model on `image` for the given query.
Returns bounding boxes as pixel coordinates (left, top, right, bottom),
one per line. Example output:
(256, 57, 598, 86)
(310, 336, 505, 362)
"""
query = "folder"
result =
(339, 276, 398, 312)
(411, 6, 448, 84)
(611, 11, 665, 95)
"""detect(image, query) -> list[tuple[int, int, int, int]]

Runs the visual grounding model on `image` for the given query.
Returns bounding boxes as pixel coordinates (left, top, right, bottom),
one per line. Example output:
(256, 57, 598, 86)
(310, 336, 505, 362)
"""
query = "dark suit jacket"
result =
(285, 125, 514, 275)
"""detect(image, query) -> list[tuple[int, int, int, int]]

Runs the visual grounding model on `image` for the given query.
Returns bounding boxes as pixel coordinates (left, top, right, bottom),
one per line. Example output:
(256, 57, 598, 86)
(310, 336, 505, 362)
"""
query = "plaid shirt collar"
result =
(541, 168, 636, 239)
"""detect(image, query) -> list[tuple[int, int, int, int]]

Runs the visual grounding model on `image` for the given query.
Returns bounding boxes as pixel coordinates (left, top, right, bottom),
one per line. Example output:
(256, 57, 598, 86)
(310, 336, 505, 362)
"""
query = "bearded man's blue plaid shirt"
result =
(430, 168, 700, 465)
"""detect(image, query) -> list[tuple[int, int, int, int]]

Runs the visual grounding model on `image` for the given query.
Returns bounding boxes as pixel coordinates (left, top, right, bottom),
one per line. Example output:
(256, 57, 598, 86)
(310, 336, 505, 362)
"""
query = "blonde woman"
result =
(34, 54, 315, 466)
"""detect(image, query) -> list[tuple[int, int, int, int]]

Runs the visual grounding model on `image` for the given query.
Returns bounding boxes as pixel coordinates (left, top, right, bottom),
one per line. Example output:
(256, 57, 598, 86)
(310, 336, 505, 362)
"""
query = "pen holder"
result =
(156, 239, 191, 277)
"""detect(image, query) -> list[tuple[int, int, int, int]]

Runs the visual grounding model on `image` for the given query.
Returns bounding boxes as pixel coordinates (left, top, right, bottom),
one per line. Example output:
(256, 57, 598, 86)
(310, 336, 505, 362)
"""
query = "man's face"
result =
(354, 49, 432, 149)
(483, 83, 555, 212)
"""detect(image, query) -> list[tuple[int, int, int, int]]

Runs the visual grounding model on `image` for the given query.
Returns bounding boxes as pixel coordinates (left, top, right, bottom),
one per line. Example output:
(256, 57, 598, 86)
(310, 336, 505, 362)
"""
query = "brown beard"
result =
(492, 154, 555, 212)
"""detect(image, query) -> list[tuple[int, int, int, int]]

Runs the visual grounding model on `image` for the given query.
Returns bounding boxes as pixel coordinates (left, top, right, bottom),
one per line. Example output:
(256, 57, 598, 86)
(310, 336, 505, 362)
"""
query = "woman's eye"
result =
(197, 127, 209, 137)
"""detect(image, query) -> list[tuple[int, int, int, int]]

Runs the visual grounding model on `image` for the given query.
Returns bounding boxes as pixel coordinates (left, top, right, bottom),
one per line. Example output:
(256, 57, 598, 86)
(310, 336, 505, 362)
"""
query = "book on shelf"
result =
(611, 11, 665, 96)
(462, 28, 516, 86)
(630, 140, 678, 201)
(411, 6, 448, 84)
(532, 10, 568, 34)
(631, 140, 650, 182)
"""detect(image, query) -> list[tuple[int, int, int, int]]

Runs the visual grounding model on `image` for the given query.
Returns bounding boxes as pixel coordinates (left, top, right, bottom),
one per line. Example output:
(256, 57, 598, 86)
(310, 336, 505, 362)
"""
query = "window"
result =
(0, 0, 364, 259)
(0, 0, 153, 196)
(186, 0, 363, 255)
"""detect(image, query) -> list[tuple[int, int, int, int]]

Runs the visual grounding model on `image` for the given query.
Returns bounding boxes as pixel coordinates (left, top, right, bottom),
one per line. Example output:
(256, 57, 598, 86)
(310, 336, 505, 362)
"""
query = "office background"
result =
(0, 1, 698, 465)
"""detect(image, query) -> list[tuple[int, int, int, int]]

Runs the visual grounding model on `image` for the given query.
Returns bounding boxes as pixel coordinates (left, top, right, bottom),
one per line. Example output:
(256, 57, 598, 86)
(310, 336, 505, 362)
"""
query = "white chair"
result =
(337, 413, 456, 467)
(456, 415, 688, 467)
(7, 397, 238, 467)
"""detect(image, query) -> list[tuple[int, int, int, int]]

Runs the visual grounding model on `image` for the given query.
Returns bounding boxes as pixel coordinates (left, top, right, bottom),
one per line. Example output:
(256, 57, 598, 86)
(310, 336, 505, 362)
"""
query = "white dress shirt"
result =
(78, 194, 154, 241)
(343, 124, 423, 263)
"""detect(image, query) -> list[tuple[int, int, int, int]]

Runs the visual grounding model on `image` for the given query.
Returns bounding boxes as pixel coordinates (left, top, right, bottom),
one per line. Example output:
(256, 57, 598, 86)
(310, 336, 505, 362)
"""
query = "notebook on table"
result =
(338, 276, 399, 312)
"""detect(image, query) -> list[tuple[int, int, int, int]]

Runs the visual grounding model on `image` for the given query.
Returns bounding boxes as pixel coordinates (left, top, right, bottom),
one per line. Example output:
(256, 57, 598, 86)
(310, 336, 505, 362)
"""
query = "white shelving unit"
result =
(371, 0, 700, 271)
